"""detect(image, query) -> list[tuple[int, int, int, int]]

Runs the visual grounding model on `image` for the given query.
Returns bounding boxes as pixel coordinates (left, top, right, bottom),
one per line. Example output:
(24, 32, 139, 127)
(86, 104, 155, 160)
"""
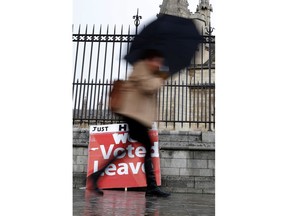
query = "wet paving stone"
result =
(73, 189, 215, 216)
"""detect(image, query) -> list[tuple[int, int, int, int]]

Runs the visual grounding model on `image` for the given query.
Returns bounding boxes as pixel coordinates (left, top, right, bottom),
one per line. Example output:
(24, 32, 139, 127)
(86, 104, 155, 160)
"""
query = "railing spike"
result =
(78, 24, 81, 34)
(99, 24, 102, 34)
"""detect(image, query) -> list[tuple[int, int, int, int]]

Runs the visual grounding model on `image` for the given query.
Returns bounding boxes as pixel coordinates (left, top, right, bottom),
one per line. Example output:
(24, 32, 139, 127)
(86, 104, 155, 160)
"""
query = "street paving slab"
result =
(73, 188, 215, 216)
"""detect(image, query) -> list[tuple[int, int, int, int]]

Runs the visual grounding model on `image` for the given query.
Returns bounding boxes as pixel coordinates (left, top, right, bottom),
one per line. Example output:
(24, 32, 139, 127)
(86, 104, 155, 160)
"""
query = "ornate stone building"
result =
(159, 0, 192, 18)
(157, 0, 215, 131)
(159, 0, 213, 23)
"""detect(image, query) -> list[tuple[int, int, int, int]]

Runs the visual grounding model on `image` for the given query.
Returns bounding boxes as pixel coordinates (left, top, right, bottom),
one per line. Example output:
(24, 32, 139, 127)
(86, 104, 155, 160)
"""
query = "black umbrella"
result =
(125, 14, 202, 75)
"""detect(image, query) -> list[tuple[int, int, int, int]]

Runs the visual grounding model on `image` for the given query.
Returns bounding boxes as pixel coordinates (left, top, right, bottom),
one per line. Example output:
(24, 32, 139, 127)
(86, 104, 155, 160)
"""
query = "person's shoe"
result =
(89, 187, 104, 195)
(86, 182, 104, 195)
(145, 187, 170, 197)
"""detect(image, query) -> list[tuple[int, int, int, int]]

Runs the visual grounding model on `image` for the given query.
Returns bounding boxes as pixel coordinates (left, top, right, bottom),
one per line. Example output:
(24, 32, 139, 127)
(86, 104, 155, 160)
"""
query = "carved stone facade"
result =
(159, 0, 192, 18)
(158, 0, 213, 31)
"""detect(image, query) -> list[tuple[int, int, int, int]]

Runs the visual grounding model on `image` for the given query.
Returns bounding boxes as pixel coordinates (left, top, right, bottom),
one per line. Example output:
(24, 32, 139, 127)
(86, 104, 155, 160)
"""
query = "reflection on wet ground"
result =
(73, 189, 215, 216)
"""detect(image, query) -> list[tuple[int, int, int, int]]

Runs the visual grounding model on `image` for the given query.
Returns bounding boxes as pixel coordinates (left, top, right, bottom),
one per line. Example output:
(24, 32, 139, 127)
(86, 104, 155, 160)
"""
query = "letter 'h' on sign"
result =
(86, 123, 161, 189)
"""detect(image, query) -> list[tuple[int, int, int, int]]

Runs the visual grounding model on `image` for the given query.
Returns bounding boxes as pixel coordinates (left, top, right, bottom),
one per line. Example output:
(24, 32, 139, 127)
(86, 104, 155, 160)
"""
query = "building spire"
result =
(195, 0, 213, 25)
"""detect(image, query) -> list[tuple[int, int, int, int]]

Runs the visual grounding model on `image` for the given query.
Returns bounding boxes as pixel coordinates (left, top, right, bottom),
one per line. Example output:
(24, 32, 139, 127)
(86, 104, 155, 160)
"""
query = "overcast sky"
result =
(73, 0, 216, 32)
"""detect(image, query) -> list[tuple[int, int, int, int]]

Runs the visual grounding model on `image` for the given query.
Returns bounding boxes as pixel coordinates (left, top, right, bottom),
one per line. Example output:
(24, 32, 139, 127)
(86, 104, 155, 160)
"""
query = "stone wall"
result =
(158, 131, 215, 194)
(73, 128, 215, 194)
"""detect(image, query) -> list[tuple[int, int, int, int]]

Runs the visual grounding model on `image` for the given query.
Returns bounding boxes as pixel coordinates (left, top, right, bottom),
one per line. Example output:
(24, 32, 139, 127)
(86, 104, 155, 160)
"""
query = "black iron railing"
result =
(72, 24, 215, 131)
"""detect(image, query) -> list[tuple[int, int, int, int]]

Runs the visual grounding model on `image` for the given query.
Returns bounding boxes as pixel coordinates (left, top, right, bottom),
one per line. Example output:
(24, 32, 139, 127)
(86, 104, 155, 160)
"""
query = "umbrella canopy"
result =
(125, 14, 202, 75)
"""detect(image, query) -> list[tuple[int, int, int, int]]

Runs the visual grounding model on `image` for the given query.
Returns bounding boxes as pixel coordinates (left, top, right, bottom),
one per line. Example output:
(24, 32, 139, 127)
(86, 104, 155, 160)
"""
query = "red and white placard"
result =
(86, 123, 161, 189)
